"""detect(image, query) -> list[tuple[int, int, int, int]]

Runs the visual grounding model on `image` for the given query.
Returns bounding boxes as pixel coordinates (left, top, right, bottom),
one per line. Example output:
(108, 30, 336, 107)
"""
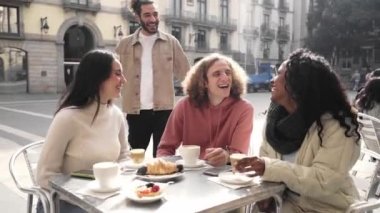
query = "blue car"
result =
(247, 71, 273, 93)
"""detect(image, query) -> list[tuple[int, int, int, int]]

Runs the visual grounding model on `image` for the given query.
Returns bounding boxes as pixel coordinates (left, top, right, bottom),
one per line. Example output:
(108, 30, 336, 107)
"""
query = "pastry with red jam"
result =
(135, 183, 162, 198)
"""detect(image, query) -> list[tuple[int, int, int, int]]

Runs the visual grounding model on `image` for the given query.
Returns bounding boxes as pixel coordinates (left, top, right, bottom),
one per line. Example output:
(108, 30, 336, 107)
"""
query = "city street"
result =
(0, 92, 272, 212)
(0, 91, 356, 212)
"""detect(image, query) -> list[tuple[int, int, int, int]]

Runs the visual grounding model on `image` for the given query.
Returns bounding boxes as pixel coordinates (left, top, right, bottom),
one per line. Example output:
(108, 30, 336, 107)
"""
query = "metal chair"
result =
(9, 140, 52, 213)
(347, 112, 380, 213)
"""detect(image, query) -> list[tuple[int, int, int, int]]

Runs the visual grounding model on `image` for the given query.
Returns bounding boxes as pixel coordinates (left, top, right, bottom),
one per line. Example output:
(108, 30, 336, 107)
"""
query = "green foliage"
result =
(305, 0, 380, 62)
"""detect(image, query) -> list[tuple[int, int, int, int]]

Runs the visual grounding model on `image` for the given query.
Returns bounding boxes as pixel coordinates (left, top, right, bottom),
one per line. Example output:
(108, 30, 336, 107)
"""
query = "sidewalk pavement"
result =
(0, 94, 62, 212)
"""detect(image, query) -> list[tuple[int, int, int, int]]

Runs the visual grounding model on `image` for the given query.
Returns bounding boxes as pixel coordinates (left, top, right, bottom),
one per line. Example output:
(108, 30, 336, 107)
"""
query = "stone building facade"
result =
(0, 0, 305, 93)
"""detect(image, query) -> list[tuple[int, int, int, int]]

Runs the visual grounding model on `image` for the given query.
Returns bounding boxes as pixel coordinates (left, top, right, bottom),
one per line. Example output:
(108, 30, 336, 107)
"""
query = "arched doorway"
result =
(63, 25, 94, 86)
(0, 47, 28, 93)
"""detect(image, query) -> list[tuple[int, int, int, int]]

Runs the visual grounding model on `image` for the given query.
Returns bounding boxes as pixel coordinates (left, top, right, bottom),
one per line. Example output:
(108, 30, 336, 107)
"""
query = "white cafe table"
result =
(49, 164, 285, 213)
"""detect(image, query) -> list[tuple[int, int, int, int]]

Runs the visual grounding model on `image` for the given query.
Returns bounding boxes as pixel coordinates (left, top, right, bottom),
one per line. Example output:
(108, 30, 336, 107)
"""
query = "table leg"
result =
(50, 191, 59, 213)
(273, 194, 283, 213)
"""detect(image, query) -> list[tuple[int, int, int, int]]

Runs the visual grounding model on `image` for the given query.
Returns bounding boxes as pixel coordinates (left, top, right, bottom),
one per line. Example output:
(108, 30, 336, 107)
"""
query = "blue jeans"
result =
(36, 199, 86, 213)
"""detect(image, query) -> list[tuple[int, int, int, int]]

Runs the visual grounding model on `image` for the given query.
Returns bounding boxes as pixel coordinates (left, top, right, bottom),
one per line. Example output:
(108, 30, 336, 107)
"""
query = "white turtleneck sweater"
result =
(37, 101, 129, 189)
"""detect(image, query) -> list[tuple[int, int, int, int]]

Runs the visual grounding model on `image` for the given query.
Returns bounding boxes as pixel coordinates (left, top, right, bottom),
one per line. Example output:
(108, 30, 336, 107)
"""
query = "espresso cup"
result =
(230, 153, 247, 171)
(179, 145, 200, 166)
(130, 149, 145, 164)
(93, 162, 119, 189)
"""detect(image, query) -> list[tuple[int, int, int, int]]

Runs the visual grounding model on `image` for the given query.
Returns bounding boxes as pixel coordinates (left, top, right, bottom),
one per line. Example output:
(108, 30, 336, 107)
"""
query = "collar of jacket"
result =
(131, 28, 168, 45)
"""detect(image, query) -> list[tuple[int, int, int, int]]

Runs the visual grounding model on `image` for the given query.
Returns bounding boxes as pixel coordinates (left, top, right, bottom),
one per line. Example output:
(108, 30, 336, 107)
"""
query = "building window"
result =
(279, 17, 285, 27)
(263, 42, 270, 59)
(172, 26, 182, 43)
(220, 0, 228, 24)
(197, 0, 207, 21)
(173, 0, 182, 17)
(264, 14, 270, 26)
(70, 0, 88, 5)
(197, 29, 206, 49)
(278, 46, 284, 61)
(129, 21, 139, 34)
(375, 49, 380, 63)
(0, 5, 19, 35)
(220, 32, 228, 50)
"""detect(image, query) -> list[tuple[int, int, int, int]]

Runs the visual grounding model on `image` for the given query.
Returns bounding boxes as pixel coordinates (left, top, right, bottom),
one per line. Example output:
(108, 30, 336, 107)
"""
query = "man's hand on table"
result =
(204, 148, 229, 167)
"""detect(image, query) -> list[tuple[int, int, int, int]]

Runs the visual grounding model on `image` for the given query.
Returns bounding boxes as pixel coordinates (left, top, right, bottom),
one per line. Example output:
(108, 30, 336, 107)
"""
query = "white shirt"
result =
(139, 32, 157, 110)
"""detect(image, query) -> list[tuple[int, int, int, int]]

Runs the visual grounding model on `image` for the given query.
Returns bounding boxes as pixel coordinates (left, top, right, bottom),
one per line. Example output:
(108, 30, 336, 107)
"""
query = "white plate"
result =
(135, 172, 183, 181)
(121, 160, 145, 169)
(176, 159, 206, 168)
(218, 172, 253, 185)
(125, 191, 165, 203)
(87, 180, 121, 193)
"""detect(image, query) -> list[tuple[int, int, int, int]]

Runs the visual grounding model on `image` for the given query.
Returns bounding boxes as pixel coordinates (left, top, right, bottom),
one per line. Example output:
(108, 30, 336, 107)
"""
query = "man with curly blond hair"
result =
(157, 53, 254, 167)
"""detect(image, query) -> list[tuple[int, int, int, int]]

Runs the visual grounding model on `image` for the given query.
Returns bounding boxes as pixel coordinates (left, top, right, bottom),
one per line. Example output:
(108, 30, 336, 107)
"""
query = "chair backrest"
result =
(9, 140, 52, 213)
(357, 112, 380, 156)
(9, 140, 44, 191)
(347, 113, 380, 212)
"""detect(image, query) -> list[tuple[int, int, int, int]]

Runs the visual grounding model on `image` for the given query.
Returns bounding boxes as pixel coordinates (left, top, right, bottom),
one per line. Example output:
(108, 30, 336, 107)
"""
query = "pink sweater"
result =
(157, 97, 254, 158)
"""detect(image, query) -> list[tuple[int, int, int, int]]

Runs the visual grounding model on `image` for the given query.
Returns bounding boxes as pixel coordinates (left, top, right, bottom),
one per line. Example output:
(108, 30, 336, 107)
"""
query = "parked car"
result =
(247, 71, 273, 93)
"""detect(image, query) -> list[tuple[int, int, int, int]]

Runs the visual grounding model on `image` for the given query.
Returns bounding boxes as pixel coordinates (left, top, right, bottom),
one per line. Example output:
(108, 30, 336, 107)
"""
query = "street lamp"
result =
(113, 25, 124, 39)
(40, 17, 49, 34)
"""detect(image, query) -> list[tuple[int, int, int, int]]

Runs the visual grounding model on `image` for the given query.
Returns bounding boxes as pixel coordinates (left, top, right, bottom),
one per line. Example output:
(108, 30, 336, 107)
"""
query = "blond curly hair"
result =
(182, 53, 248, 107)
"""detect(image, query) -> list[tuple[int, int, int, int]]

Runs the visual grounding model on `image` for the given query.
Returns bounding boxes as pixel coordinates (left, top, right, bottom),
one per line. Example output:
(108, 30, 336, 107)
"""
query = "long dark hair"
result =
(284, 48, 360, 143)
(56, 49, 117, 123)
(357, 78, 380, 112)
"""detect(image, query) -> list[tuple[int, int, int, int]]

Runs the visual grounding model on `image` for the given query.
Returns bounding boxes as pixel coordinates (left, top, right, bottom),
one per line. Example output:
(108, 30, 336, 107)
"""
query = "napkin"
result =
(207, 176, 260, 189)
(76, 187, 120, 200)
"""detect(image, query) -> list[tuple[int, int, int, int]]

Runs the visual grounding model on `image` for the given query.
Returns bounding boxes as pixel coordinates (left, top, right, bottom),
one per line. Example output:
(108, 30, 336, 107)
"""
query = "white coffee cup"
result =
(93, 162, 119, 189)
(230, 153, 247, 168)
(179, 145, 200, 166)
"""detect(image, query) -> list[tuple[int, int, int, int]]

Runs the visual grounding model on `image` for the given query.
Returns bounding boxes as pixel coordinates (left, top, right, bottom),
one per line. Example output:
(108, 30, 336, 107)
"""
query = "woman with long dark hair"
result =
(36, 49, 128, 213)
(236, 48, 360, 212)
(355, 77, 380, 119)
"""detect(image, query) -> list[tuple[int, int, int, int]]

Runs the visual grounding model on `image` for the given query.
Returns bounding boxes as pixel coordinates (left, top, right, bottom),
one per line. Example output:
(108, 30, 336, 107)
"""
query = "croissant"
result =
(137, 158, 183, 175)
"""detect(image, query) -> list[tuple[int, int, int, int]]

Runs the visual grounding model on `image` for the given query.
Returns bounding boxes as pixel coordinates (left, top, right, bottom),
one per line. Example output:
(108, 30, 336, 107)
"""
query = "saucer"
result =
(218, 172, 253, 185)
(176, 159, 206, 168)
(135, 172, 183, 182)
(125, 191, 164, 203)
(121, 160, 145, 169)
(88, 180, 121, 193)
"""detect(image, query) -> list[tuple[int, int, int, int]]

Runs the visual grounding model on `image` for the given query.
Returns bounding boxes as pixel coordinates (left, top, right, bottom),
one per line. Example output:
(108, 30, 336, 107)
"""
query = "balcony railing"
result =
(217, 17, 237, 31)
(163, 9, 193, 25)
(260, 24, 275, 41)
(243, 26, 259, 39)
(192, 13, 218, 28)
(196, 40, 210, 53)
(278, 0, 289, 13)
(17, 0, 32, 3)
(2, 0, 32, 5)
(219, 43, 231, 53)
(277, 25, 290, 43)
(262, 0, 274, 9)
(62, 0, 101, 13)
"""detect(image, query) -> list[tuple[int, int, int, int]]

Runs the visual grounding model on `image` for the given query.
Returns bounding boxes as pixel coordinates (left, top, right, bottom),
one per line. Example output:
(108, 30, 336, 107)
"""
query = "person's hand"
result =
(204, 148, 228, 167)
(235, 156, 265, 176)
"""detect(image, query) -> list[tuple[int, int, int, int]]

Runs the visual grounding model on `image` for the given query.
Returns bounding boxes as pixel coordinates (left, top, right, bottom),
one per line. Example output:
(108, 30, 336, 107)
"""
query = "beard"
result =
(140, 20, 159, 35)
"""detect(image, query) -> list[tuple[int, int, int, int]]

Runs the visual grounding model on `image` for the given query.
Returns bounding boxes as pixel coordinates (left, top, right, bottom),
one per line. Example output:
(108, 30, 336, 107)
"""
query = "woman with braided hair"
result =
(236, 48, 361, 212)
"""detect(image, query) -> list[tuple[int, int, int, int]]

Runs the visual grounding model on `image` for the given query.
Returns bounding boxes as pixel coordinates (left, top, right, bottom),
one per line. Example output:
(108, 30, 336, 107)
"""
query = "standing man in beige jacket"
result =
(116, 0, 190, 157)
